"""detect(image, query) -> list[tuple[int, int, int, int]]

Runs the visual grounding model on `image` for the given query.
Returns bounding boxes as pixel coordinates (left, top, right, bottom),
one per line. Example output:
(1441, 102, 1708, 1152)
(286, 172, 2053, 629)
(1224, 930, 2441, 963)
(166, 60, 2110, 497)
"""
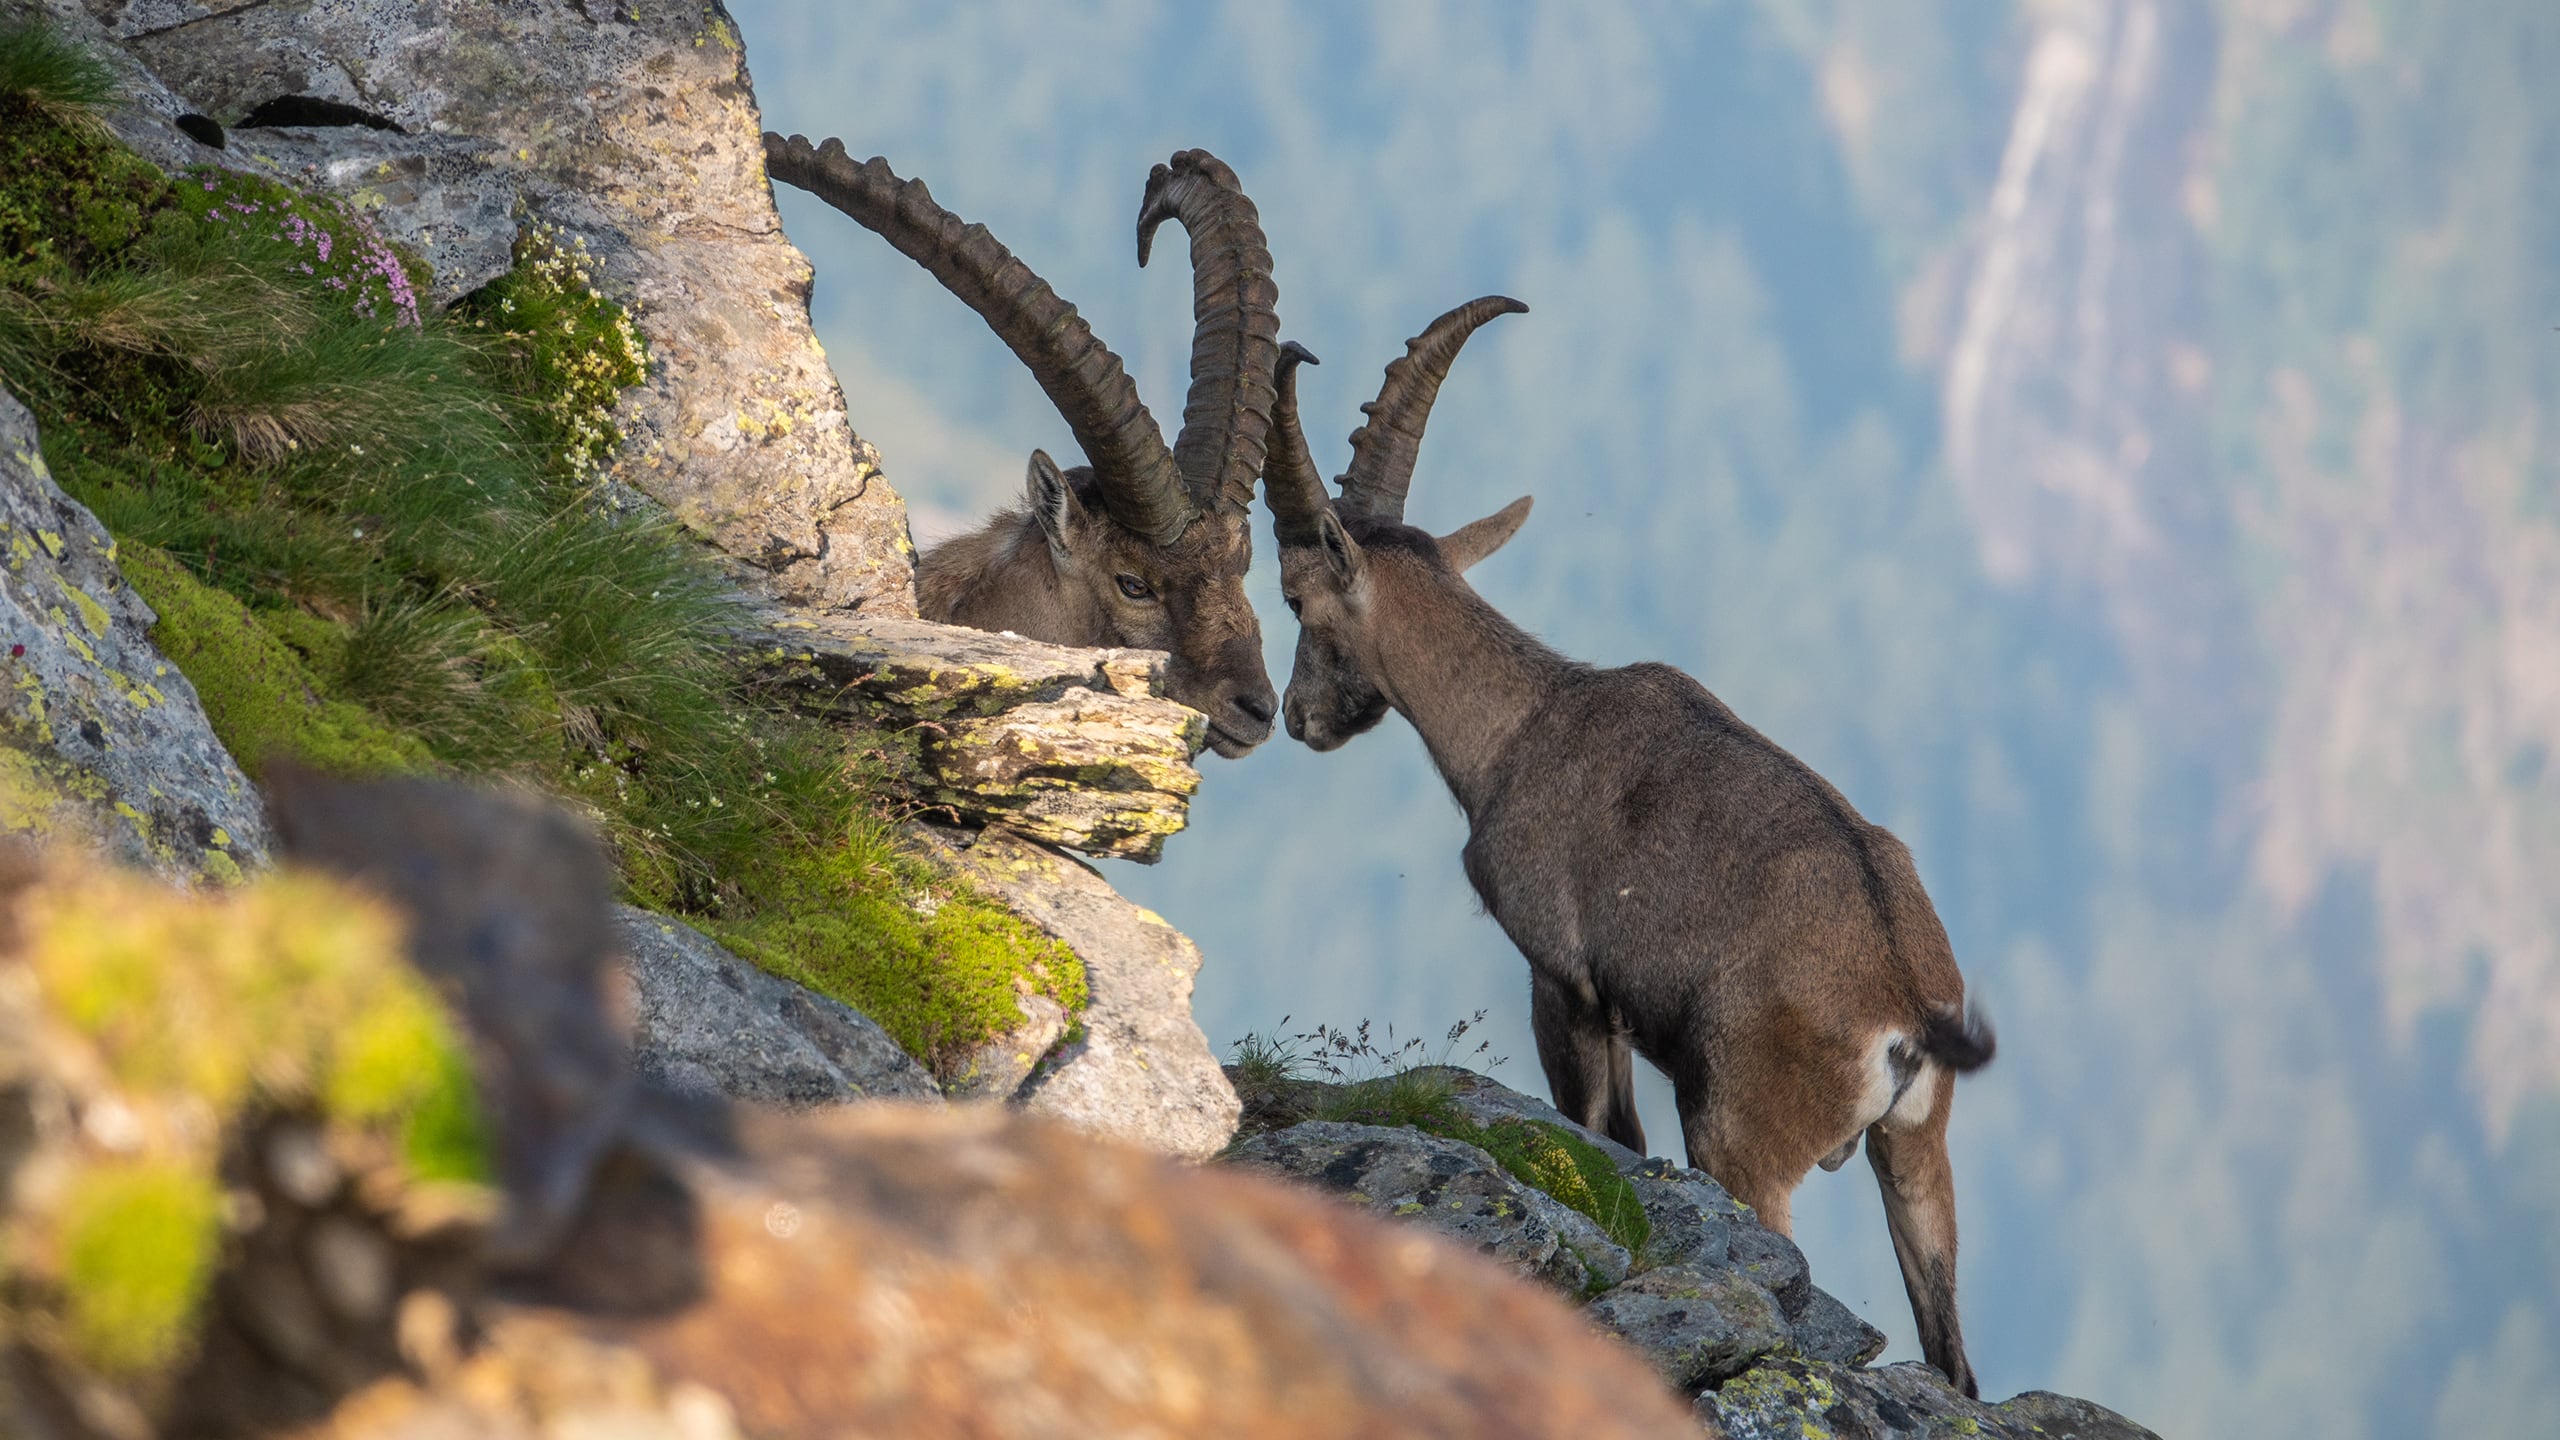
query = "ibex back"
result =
(764, 137, 1282, 756)
(1261, 311, 1997, 1397)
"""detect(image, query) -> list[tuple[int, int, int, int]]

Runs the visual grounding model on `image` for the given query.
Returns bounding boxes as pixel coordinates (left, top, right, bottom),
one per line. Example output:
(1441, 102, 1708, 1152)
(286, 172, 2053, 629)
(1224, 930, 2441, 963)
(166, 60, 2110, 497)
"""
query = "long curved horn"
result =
(764, 133, 1194, 544)
(1263, 341, 1330, 546)
(1136, 150, 1281, 521)
(1338, 296, 1527, 524)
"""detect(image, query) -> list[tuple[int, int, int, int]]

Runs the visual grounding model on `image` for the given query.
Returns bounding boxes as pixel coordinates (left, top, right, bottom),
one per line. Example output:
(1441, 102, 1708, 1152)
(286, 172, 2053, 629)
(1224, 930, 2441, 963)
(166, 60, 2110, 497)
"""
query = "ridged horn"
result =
(764, 132, 1194, 544)
(1136, 149, 1281, 520)
(1263, 341, 1330, 546)
(1338, 296, 1527, 524)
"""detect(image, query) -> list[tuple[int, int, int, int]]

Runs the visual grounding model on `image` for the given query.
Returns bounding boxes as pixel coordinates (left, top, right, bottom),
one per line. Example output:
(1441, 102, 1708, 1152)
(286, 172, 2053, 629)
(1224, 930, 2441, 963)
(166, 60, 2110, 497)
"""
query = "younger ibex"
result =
(764, 135, 1283, 756)
(1262, 306, 1997, 1397)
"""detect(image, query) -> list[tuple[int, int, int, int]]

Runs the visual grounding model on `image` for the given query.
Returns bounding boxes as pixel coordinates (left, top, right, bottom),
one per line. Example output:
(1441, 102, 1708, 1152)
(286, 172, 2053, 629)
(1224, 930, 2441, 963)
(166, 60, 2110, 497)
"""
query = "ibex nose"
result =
(1232, 690, 1275, 728)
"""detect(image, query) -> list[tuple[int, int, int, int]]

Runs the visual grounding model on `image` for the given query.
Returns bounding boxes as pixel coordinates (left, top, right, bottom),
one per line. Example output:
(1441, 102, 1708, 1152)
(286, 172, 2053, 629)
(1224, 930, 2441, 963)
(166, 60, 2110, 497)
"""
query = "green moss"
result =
(117, 544, 432, 779)
(59, 1161, 223, 1376)
(0, 93, 162, 282)
(706, 831, 1087, 1076)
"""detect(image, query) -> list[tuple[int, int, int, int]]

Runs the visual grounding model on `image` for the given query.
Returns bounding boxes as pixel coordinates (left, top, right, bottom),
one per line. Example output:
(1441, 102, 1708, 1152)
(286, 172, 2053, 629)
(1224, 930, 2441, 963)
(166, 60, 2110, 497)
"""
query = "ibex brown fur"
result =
(764, 137, 1283, 756)
(1262, 311, 1997, 1397)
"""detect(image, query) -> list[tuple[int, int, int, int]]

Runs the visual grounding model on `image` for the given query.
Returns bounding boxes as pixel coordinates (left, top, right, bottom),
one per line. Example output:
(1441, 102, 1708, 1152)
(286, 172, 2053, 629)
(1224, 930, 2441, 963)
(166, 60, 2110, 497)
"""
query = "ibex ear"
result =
(1026, 450, 1078, 564)
(1438, 496, 1533, 573)
(1315, 507, 1363, 589)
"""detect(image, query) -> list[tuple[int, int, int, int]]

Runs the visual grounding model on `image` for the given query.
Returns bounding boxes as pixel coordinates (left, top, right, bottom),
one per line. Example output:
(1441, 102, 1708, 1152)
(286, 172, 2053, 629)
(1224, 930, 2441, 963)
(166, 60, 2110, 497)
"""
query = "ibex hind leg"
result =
(1530, 970, 1645, 1154)
(1866, 1073, 1978, 1399)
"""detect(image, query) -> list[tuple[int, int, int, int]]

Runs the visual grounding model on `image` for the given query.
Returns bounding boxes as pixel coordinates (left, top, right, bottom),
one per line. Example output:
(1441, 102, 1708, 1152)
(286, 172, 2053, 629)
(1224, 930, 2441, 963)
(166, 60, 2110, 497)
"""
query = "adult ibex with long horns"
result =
(1261, 305, 1997, 1397)
(764, 135, 1283, 757)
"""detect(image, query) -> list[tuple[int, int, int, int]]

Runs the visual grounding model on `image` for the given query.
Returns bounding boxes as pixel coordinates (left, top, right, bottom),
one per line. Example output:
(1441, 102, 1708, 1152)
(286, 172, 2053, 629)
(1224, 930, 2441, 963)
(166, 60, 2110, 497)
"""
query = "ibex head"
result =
(1261, 300, 1533, 751)
(764, 138, 1282, 756)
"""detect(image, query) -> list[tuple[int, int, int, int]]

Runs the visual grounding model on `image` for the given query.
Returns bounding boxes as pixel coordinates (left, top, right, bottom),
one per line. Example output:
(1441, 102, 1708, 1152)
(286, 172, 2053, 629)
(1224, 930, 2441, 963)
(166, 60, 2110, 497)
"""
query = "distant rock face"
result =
(613, 904, 940, 1109)
(78, 0, 918, 614)
(0, 387, 269, 882)
(928, 824, 1240, 1160)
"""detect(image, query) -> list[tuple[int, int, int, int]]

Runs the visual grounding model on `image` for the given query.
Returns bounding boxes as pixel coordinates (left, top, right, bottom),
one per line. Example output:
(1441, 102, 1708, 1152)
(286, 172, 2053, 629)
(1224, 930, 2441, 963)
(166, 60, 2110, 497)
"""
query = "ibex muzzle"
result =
(1263, 301, 1997, 1399)
(763, 138, 1281, 756)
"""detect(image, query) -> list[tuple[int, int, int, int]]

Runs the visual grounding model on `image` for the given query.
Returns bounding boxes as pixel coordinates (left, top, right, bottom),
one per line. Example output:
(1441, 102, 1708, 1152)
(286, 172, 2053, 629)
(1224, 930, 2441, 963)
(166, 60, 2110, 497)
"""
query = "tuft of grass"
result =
(0, 14, 120, 117)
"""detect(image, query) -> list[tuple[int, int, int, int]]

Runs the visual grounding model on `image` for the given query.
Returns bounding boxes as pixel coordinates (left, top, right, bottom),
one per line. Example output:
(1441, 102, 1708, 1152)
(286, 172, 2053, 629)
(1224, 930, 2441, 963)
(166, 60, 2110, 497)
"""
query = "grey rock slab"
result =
(1224, 1120, 1631, 1296)
(109, 0, 918, 614)
(613, 904, 939, 1108)
(0, 386, 270, 881)
(940, 991, 1068, 1103)
(220, 125, 520, 302)
(1584, 1262, 1790, 1393)
(1789, 1285, 1888, 1368)
(1627, 1157, 1752, 1272)
(924, 824, 1237, 1159)
(1703, 1358, 2162, 1440)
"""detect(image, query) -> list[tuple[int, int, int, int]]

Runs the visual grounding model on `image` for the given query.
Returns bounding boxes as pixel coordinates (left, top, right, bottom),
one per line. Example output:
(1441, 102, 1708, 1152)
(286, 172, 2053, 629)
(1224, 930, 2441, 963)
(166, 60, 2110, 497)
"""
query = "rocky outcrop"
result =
(1225, 1067, 2152, 1435)
(1228, 1120, 1634, 1294)
(0, 386, 268, 882)
(744, 612, 1204, 860)
(929, 824, 1240, 1160)
(72, 0, 918, 614)
(613, 904, 940, 1109)
(1707, 1356, 2161, 1439)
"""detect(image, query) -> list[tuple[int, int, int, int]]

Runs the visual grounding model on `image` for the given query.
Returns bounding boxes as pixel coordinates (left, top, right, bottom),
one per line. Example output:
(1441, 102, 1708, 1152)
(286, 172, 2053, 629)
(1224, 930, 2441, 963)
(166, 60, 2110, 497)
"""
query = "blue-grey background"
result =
(728, 3, 2560, 1431)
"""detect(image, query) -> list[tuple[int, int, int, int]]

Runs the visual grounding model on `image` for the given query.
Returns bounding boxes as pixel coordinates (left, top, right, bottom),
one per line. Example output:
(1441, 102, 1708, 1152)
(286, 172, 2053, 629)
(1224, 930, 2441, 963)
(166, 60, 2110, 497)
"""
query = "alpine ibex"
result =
(1261, 306, 1997, 1397)
(764, 135, 1283, 757)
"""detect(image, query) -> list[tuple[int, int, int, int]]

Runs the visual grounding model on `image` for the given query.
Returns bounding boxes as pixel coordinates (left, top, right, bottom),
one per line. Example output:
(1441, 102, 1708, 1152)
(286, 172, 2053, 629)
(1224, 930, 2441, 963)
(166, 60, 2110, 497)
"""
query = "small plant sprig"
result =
(1294, 1010, 1508, 1083)
(459, 221, 649, 482)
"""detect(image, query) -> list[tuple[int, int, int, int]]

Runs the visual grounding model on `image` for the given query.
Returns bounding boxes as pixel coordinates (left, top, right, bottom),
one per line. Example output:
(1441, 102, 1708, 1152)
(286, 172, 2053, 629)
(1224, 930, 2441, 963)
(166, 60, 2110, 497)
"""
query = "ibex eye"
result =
(1115, 574, 1156, 601)
(1284, 595, 1303, 617)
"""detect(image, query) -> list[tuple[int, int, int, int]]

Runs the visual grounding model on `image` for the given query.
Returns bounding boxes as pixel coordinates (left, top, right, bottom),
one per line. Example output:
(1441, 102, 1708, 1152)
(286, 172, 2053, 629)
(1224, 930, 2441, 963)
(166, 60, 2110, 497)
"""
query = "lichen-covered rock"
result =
(87, 0, 917, 613)
(0, 386, 268, 882)
(613, 904, 940, 1109)
(1225, 1120, 1633, 1295)
(219, 124, 520, 303)
(928, 824, 1238, 1159)
(746, 612, 1204, 860)
(1585, 1263, 1791, 1391)
(1704, 1357, 2161, 1440)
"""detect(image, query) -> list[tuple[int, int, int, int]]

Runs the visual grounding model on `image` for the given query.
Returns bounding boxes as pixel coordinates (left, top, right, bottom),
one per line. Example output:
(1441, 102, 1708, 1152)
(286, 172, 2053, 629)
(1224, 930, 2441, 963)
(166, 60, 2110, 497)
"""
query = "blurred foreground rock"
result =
(0, 774, 1703, 1437)
(0, 385, 268, 882)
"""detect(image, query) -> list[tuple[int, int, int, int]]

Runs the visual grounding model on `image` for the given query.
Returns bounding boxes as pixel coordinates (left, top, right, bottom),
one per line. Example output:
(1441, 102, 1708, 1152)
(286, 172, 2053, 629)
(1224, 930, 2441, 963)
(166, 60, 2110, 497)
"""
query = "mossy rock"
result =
(116, 543, 431, 779)
(705, 835, 1087, 1079)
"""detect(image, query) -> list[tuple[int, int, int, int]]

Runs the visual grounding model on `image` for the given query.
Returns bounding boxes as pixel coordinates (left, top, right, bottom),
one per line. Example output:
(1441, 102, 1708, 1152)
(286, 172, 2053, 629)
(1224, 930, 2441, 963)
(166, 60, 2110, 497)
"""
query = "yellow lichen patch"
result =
(55, 576, 110, 637)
